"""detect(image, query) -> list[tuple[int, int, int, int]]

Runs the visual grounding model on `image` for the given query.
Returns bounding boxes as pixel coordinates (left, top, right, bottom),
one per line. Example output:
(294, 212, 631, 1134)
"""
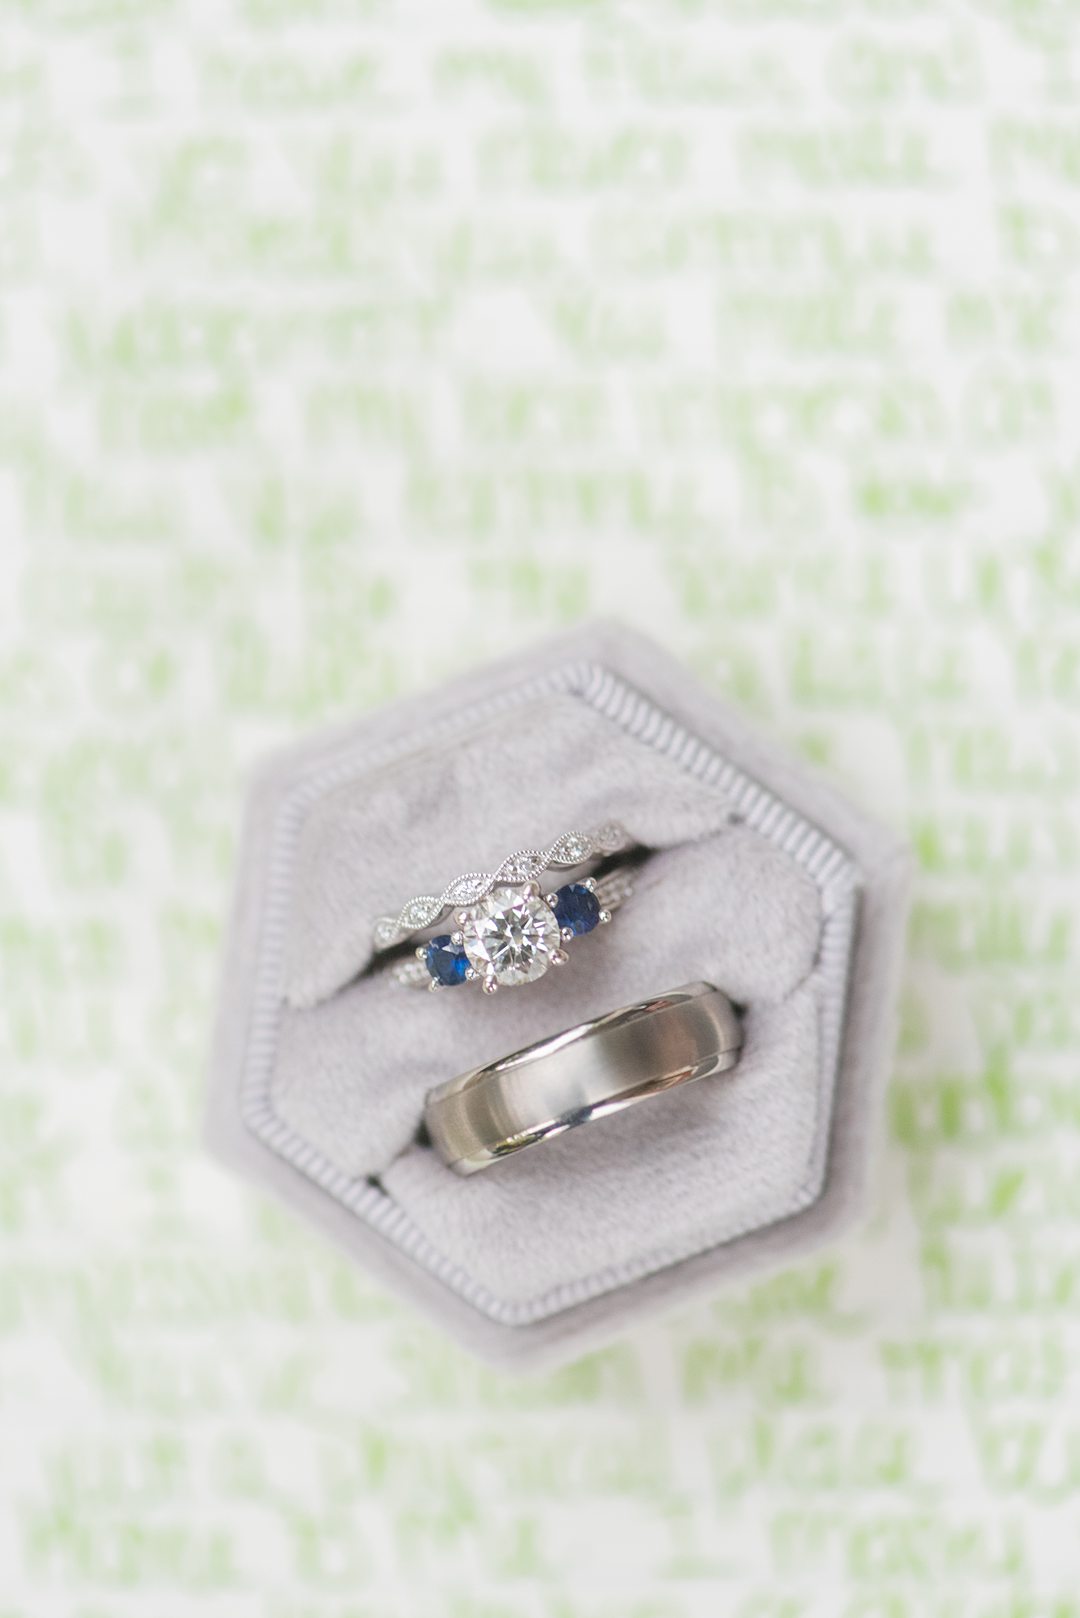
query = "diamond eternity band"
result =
(371, 822, 630, 953)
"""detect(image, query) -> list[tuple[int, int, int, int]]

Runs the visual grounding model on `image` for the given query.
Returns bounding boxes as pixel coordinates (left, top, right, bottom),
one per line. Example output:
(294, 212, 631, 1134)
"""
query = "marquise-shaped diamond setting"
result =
(374, 823, 629, 952)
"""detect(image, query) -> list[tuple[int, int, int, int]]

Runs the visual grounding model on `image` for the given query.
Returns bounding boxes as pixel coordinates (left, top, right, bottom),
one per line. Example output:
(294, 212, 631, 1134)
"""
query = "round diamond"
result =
(462, 886, 560, 987)
(402, 896, 440, 929)
(444, 874, 489, 905)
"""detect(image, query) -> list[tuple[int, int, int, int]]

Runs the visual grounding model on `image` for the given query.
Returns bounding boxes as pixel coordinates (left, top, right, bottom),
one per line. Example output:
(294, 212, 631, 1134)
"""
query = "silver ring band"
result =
(372, 822, 630, 952)
(424, 981, 742, 1175)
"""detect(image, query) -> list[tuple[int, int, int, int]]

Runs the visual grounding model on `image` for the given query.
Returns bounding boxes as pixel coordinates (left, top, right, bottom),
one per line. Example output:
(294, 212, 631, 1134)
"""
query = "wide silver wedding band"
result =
(424, 981, 742, 1176)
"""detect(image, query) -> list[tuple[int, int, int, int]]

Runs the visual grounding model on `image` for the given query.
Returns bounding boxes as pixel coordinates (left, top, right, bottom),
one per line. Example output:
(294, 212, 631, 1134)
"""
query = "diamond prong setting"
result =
(408, 868, 627, 996)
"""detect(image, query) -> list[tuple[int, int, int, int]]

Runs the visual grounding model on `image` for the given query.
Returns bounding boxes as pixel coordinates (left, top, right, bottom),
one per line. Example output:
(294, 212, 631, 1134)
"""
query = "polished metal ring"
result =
(424, 982, 742, 1175)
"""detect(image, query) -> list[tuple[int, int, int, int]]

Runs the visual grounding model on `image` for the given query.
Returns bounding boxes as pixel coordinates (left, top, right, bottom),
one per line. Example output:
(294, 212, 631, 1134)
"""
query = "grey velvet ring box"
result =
(205, 622, 911, 1372)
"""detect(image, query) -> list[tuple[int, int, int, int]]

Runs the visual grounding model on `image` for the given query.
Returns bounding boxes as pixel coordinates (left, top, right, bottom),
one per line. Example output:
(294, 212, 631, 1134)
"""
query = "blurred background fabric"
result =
(4, 1, 1080, 1611)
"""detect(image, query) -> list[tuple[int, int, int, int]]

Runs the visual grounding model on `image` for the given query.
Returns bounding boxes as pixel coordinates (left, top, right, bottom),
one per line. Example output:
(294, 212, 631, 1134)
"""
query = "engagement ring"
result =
(393, 867, 633, 996)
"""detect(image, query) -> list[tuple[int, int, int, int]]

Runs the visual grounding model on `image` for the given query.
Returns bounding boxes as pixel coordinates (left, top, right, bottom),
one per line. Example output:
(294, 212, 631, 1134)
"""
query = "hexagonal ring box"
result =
(205, 623, 911, 1371)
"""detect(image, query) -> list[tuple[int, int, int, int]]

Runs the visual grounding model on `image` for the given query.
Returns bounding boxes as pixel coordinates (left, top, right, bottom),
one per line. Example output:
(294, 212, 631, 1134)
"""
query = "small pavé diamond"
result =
(403, 896, 439, 928)
(501, 852, 543, 882)
(444, 874, 489, 905)
(556, 833, 589, 862)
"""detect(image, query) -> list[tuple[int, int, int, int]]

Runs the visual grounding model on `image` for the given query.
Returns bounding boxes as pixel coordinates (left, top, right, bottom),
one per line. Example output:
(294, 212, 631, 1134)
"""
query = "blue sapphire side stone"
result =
(425, 934, 469, 987)
(551, 882, 601, 937)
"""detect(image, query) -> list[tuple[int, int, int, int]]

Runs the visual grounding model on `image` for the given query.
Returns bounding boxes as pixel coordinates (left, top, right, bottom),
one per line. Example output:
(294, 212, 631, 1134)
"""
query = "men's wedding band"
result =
(424, 981, 742, 1175)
